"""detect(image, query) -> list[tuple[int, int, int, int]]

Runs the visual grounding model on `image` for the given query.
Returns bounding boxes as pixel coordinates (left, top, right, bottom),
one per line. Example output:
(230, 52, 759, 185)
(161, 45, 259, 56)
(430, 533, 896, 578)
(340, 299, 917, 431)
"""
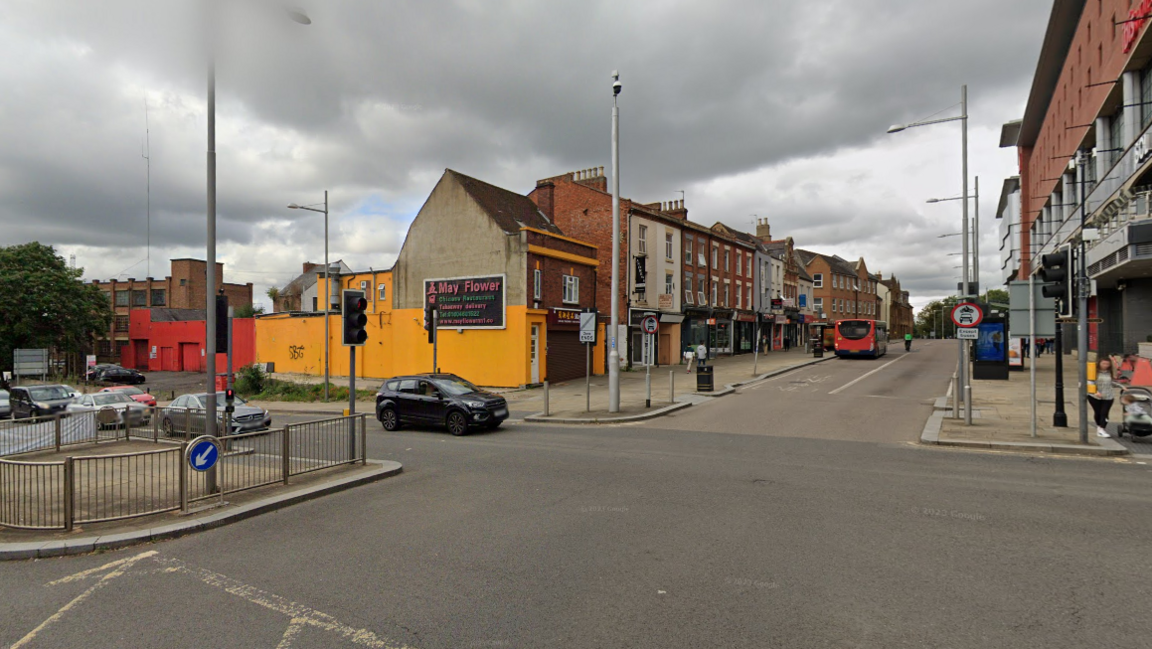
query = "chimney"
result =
(573, 166, 607, 192)
(667, 198, 688, 220)
(756, 218, 771, 242)
(303, 262, 322, 274)
(530, 180, 556, 220)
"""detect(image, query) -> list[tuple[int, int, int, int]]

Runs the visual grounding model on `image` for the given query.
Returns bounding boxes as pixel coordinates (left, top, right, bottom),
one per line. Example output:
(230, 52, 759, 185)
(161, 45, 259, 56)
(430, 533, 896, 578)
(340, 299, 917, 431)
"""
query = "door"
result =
(180, 344, 199, 373)
(659, 333, 671, 365)
(395, 379, 421, 423)
(161, 347, 176, 371)
(417, 380, 447, 424)
(530, 325, 541, 384)
(134, 340, 149, 371)
(545, 330, 584, 383)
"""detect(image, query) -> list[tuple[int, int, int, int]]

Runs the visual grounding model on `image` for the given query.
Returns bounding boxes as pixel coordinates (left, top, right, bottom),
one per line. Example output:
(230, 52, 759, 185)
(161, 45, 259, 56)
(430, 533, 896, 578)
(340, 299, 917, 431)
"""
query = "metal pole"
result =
(543, 380, 550, 417)
(608, 72, 622, 413)
(669, 370, 675, 404)
(645, 333, 651, 408)
(752, 318, 760, 375)
(974, 176, 980, 298)
(1077, 152, 1089, 444)
(1054, 323, 1067, 426)
(324, 190, 329, 402)
(432, 309, 438, 373)
(349, 345, 356, 460)
(960, 84, 970, 423)
(204, 14, 217, 438)
(586, 344, 591, 413)
(1029, 271, 1037, 437)
(225, 306, 233, 435)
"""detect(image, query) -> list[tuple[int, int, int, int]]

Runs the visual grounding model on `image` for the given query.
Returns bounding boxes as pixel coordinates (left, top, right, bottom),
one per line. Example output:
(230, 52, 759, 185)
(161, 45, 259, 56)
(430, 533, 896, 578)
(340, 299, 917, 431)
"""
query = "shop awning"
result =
(659, 314, 685, 324)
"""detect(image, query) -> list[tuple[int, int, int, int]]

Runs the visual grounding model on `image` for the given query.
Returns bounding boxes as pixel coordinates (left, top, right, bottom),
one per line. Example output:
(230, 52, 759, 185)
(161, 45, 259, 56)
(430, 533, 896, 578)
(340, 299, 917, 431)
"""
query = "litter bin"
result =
(214, 373, 233, 391)
(812, 338, 823, 358)
(696, 364, 714, 392)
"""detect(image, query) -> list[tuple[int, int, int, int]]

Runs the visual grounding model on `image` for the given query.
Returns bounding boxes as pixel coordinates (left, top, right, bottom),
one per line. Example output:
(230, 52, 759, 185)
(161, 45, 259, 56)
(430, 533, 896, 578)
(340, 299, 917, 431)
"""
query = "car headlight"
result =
(34, 402, 49, 409)
(463, 400, 485, 410)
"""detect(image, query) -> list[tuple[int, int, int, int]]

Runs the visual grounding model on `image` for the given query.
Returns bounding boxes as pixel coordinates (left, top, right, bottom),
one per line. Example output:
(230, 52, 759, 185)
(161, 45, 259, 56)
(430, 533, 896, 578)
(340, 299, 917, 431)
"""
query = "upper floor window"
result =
(665, 232, 674, 259)
(533, 269, 542, 301)
(115, 291, 129, 307)
(685, 238, 693, 265)
(638, 224, 648, 254)
(378, 283, 387, 301)
(562, 275, 579, 304)
(150, 289, 166, 306)
(684, 273, 693, 305)
(725, 249, 731, 272)
(665, 272, 674, 296)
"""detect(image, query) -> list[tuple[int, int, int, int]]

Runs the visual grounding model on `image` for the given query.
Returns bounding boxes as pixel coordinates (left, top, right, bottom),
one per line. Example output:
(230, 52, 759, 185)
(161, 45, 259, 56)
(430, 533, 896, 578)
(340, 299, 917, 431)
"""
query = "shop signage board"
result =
(548, 308, 581, 327)
(424, 274, 506, 329)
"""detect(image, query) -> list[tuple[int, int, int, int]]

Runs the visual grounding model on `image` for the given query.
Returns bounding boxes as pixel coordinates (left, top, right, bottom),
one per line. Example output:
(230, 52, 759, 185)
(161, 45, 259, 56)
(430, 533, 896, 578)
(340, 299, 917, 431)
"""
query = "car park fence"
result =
(0, 414, 368, 531)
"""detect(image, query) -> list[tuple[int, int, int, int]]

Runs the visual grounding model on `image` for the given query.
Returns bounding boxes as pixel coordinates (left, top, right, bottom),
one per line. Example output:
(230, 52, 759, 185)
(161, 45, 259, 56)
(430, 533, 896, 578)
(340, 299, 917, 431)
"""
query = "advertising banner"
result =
(1008, 338, 1023, 367)
(974, 322, 1006, 362)
(425, 275, 506, 329)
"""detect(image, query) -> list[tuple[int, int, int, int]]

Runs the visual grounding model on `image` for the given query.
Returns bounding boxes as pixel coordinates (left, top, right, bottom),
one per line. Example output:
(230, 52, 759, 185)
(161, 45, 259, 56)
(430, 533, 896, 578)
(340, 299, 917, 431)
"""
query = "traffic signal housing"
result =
(425, 303, 437, 344)
(215, 294, 229, 350)
(342, 289, 368, 346)
(1039, 247, 1073, 317)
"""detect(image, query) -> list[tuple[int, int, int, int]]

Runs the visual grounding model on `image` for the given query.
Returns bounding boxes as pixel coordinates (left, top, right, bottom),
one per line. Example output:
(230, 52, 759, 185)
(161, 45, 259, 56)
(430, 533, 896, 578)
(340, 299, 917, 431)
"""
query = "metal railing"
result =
(0, 413, 368, 531)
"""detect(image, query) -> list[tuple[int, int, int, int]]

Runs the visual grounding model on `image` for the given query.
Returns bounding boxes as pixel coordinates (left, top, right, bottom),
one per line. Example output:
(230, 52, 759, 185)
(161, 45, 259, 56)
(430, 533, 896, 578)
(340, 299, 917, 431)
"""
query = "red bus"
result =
(834, 320, 888, 358)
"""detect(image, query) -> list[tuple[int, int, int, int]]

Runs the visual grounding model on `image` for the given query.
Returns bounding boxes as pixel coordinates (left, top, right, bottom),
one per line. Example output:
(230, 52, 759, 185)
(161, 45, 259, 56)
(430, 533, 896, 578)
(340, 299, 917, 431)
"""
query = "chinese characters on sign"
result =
(425, 275, 507, 329)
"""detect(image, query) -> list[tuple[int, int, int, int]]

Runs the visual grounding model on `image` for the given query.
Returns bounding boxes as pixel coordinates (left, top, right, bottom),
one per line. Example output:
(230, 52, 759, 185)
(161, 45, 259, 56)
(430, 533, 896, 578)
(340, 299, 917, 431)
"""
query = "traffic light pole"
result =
(349, 344, 357, 460)
(1077, 150, 1090, 444)
(1054, 323, 1067, 427)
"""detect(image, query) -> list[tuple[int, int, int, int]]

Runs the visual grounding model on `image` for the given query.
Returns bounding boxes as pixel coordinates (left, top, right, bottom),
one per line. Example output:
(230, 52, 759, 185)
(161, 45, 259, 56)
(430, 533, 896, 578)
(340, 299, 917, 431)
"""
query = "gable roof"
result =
(711, 222, 761, 248)
(447, 169, 562, 235)
(796, 249, 857, 276)
(792, 252, 813, 282)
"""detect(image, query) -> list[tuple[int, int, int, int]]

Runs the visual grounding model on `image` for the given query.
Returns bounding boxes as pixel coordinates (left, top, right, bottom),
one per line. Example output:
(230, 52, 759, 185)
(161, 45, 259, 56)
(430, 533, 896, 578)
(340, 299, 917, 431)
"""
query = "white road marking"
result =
(12, 551, 158, 649)
(276, 617, 309, 649)
(828, 355, 910, 395)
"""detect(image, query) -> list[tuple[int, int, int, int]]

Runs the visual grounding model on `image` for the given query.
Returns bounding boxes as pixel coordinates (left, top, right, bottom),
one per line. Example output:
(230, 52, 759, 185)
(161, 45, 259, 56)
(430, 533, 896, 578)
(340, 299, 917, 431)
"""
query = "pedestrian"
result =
(1089, 357, 1118, 438)
(1035, 338, 1045, 356)
(684, 345, 695, 374)
(696, 343, 708, 367)
(1046, 338, 1055, 355)
(1022, 338, 1030, 358)
(783, 335, 790, 352)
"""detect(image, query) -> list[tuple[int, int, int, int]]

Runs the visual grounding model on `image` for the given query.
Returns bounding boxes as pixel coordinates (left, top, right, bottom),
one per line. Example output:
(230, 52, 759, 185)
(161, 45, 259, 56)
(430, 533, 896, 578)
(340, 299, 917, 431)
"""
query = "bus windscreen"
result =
(838, 320, 872, 340)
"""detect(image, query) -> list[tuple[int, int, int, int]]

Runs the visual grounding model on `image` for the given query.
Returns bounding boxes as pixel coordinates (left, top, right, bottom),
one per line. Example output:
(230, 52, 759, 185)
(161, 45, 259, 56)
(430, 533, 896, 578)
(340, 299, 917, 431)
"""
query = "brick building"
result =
(878, 273, 914, 338)
(89, 259, 253, 363)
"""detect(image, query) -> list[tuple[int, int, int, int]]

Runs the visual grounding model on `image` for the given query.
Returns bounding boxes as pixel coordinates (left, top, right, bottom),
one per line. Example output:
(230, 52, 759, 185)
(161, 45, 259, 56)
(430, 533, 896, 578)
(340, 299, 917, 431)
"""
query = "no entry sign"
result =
(950, 302, 983, 328)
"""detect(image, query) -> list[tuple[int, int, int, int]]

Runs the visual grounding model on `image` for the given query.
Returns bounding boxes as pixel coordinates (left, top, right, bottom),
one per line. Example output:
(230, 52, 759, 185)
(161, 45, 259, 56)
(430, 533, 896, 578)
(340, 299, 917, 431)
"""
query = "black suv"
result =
(9, 385, 75, 419)
(375, 374, 508, 435)
(98, 366, 146, 385)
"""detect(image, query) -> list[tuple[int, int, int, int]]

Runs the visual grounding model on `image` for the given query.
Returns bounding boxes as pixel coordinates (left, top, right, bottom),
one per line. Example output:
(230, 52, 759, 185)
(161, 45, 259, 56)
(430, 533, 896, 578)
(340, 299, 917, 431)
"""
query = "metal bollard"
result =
(645, 371, 651, 408)
(965, 384, 973, 426)
(669, 371, 675, 404)
(543, 381, 549, 417)
(54, 415, 62, 452)
(951, 372, 959, 419)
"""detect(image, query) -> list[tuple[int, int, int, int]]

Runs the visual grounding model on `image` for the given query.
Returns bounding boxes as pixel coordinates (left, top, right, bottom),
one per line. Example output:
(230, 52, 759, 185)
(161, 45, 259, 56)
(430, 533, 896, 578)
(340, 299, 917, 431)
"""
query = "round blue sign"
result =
(188, 439, 219, 472)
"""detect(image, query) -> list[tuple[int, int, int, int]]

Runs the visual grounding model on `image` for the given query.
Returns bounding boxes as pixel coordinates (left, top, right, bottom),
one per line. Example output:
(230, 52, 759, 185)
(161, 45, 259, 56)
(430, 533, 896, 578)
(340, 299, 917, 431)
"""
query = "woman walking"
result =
(1089, 357, 1118, 437)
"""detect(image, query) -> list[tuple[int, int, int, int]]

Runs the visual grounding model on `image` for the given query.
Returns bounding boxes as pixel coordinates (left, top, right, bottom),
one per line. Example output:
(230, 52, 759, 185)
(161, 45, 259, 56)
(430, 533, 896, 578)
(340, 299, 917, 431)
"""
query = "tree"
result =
(234, 304, 265, 318)
(0, 243, 113, 371)
(266, 286, 279, 302)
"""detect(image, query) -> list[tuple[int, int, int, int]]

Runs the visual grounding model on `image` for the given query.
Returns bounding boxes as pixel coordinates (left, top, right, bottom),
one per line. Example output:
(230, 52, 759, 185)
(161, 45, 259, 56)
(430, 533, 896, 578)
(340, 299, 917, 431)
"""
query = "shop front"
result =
(628, 309, 684, 366)
(680, 308, 734, 360)
(733, 313, 757, 354)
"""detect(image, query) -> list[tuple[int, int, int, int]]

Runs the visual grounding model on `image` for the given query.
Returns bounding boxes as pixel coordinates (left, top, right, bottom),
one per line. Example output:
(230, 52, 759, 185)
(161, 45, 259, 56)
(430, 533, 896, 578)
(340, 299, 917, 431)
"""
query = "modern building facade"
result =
(1001, 0, 1152, 355)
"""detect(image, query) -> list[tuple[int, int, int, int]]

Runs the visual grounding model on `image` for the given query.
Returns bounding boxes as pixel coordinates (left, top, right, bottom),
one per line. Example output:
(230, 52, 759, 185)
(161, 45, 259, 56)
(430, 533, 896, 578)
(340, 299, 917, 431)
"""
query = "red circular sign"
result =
(950, 302, 983, 327)
(641, 316, 659, 334)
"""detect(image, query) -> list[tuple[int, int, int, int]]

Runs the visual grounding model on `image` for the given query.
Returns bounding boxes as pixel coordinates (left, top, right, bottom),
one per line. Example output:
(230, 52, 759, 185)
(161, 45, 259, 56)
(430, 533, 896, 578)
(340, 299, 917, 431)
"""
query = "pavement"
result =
(920, 350, 1133, 457)
(8, 342, 1152, 648)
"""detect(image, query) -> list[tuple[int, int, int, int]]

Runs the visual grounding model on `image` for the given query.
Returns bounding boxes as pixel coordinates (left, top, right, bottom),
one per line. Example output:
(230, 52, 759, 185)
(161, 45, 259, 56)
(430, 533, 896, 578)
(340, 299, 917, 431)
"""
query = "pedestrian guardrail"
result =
(0, 413, 368, 531)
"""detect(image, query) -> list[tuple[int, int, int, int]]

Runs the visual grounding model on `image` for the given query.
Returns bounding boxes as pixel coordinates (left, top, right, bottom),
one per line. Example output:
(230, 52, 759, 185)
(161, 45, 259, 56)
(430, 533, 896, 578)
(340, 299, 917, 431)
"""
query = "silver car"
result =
(67, 391, 151, 427)
(0, 389, 9, 419)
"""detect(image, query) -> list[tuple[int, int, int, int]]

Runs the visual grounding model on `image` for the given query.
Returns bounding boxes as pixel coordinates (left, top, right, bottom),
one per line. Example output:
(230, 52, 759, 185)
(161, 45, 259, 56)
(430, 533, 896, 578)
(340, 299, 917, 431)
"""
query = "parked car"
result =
(60, 384, 81, 399)
(97, 366, 146, 385)
(98, 385, 157, 407)
(0, 390, 10, 419)
(67, 391, 151, 427)
(375, 373, 508, 435)
(160, 392, 271, 436)
(85, 364, 118, 381)
(9, 385, 75, 419)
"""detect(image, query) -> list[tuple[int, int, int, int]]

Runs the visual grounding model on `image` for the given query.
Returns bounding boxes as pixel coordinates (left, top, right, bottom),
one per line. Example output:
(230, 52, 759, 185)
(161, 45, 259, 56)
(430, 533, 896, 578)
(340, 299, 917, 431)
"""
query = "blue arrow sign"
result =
(188, 439, 219, 472)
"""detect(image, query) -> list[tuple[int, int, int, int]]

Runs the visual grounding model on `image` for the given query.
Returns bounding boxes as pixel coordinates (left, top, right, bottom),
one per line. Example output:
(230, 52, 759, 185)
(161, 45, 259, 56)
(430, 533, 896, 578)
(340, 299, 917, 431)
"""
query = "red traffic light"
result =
(351, 296, 367, 312)
(225, 388, 235, 401)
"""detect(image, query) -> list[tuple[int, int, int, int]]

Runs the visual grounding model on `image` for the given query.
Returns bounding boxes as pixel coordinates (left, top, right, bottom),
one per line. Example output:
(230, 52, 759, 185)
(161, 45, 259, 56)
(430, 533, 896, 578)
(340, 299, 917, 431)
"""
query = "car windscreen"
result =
(436, 378, 481, 396)
(29, 386, 71, 401)
(93, 393, 132, 406)
(117, 387, 144, 396)
(838, 321, 873, 340)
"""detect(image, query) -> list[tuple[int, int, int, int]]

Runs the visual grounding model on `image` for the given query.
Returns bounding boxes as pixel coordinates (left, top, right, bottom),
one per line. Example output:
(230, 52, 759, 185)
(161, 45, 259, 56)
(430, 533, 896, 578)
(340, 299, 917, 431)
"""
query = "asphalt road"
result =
(4, 342, 1152, 649)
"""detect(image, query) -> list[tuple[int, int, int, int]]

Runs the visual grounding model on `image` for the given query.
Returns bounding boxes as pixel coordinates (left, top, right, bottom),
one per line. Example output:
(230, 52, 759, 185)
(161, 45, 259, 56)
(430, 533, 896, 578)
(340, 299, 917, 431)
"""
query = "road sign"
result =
(579, 309, 597, 344)
(641, 315, 659, 334)
(187, 437, 219, 472)
(950, 302, 983, 328)
(957, 327, 979, 340)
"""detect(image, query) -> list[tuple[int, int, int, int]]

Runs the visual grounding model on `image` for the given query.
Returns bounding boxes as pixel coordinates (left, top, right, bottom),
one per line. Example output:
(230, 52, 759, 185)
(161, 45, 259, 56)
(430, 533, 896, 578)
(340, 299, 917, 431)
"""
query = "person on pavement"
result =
(1089, 357, 1117, 438)
(684, 345, 695, 374)
(904, 332, 913, 351)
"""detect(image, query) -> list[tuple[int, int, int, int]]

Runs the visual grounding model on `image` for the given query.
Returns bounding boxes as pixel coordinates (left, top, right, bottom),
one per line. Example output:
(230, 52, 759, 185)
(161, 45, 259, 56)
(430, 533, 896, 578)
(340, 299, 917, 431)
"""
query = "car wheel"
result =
(446, 411, 468, 436)
(162, 418, 176, 437)
(378, 407, 400, 431)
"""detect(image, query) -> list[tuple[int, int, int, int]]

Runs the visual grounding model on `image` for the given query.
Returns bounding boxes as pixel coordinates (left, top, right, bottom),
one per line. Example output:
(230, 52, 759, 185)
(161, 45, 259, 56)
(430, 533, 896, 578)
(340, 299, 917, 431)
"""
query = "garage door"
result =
(181, 343, 200, 373)
(546, 330, 585, 383)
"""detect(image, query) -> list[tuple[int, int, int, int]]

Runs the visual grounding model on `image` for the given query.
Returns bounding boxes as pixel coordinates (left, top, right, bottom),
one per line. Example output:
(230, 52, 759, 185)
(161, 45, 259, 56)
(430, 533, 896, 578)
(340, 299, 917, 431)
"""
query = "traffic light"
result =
(425, 303, 437, 344)
(224, 388, 235, 413)
(1039, 247, 1073, 317)
(215, 294, 229, 350)
(341, 289, 368, 346)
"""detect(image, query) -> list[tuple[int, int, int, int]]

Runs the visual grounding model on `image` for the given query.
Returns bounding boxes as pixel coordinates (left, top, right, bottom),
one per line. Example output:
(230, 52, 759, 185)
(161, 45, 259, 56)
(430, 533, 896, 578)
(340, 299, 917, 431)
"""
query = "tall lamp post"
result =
(608, 71, 622, 413)
(927, 175, 980, 296)
(288, 191, 329, 401)
(888, 84, 970, 424)
(204, 3, 311, 437)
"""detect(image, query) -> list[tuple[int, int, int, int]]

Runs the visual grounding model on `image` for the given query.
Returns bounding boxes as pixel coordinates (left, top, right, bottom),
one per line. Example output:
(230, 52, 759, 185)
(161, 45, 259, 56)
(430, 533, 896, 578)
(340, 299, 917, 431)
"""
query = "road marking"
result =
(828, 355, 910, 395)
(13, 551, 158, 649)
(276, 617, 309, 649)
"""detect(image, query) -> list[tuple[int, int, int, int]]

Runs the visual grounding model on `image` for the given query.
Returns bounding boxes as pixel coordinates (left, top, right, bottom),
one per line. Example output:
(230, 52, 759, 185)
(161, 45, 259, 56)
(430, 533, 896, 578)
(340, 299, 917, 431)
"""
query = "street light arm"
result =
(288, 204, 325, 214)
(888, 114, 966, 134)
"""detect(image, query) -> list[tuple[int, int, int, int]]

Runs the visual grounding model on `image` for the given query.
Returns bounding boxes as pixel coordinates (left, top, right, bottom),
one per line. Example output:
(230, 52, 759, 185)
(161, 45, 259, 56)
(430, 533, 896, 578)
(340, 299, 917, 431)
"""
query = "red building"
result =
(122, 309, 255, 373)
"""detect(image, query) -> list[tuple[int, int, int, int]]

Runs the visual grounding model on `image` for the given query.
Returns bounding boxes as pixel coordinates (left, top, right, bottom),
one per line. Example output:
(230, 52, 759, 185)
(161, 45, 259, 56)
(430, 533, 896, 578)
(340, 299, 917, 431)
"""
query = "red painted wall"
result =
(123, 310, 255, 373)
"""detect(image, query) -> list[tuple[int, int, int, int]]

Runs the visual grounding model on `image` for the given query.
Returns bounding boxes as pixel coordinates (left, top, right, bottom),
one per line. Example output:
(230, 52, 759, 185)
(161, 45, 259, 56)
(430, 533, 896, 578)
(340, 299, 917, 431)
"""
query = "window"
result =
(665, 272, 674, 296)
(114, 315, 130, 332)
(562, 275, 579, 304)
(711, 281, 718, 306)
(684, 274, 694, 305)
(685, 238, 693, 264)
(533, 269, 542, 301)
(666, 232, 674, 259)
(747, 286, 753, 310)
(103, 290, 112, 304)
(697, 274, 706, 305)
(736, 281, 742, 309)
(150, 289, 166, 306)
(814, 297, 823, 313)
(179, 278, 187, 286)
(378, 283, 387, 301)
(748, 255, 753, 277)
(131, 290, 147, 307)
(115, 291, 129, 307)
(638, 224, 648, 254)
(724, 249, 730, 272)
(723, 282, 730, 307)
(711, 245, 718, 269)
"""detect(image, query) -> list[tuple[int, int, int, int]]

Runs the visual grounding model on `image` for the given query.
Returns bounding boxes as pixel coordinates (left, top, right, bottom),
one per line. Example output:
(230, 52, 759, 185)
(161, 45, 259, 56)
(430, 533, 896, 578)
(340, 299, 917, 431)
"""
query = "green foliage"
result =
(0, 242, 113, 371)
(984, 288, 1009, 305)
(234, 304, 264, 318)
(232, 367, 374, 402)
(266, 286, 280, 301)
(235, 363, 266, 394)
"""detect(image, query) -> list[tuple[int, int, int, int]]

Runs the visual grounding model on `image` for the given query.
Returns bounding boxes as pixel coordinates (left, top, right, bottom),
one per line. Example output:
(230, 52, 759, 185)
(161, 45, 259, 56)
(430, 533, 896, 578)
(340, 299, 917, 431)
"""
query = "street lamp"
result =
(204, 4, 311, 437)
(288, 191, 329, 401)
(927, 175, 980, 299)
(888, 85, 970, 425)
(608, 71, 622, 413)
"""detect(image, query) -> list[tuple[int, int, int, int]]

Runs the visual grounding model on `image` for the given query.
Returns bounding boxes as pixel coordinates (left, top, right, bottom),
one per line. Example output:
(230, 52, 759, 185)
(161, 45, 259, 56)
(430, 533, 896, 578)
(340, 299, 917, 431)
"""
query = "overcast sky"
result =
(0, 0, 1052, 313)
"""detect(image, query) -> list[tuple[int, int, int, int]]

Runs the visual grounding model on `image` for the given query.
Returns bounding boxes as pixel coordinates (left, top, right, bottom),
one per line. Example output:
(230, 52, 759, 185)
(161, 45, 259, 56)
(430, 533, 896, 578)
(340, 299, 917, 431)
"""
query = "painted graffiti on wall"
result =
(288, 345, 305, 360)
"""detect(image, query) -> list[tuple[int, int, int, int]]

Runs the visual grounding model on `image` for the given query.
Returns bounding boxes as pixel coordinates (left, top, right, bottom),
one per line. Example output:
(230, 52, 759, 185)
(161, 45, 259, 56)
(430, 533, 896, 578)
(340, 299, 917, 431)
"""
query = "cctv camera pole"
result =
(1077, 150, 1090, 444)
(608, 71, 622, 413)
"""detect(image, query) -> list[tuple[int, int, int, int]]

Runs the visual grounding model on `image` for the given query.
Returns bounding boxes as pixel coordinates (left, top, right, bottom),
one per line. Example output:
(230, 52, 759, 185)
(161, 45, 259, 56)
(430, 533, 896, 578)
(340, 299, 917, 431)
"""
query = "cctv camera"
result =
(612, 80, 622, 96)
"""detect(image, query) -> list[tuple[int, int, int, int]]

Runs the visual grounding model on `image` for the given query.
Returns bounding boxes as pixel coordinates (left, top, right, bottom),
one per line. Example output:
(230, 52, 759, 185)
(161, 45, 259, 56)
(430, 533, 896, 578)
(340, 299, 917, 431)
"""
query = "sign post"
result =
(580, 309, 597, 412)
(950, 302, 983, 425)
(641, 314, 658, 408)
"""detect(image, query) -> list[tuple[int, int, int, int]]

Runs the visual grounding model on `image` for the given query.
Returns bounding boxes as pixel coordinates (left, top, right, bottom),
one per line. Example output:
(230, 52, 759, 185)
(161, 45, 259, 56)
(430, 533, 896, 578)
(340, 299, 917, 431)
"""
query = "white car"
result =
(67, 391, 151, 427)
